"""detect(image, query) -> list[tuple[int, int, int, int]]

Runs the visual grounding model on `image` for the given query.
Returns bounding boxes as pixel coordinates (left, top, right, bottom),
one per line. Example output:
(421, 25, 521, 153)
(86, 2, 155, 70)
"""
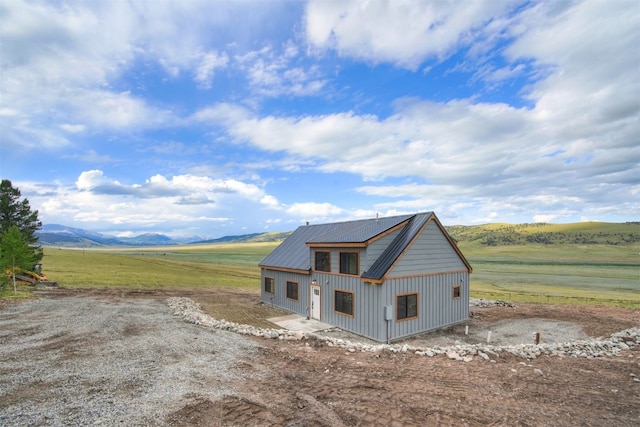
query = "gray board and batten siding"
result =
(259, 212, 472, 343)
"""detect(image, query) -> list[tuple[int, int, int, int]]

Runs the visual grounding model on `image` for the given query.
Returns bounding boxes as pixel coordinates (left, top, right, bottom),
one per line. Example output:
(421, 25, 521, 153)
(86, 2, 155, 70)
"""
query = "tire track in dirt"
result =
(24, 288, 639, 426)
(170, 339, 639, 427)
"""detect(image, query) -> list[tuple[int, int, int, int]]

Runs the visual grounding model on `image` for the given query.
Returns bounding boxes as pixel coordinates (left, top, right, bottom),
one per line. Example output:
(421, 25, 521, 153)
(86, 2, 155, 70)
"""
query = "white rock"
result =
(167, 298, 640, 363)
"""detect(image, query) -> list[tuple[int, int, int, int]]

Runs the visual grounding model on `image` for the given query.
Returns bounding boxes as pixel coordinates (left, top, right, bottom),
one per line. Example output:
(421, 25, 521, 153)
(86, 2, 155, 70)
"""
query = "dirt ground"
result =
(5, 287, 640, 426)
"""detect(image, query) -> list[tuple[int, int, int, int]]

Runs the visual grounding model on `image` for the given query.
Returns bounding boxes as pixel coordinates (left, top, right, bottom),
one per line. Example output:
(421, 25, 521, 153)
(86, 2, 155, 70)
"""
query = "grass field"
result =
(459, 242, 639, 306)
(39, 243, 275, 289)
(19, 238, 636, 308)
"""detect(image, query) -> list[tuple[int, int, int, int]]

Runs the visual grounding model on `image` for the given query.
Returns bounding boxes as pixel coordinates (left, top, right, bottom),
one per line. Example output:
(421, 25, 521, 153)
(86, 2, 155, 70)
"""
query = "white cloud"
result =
(26, 170, 282, 236)
(305, 0, 514, 69)
(69, 150, 115, 164)
(76, 170, 114, 191)
(236, 44, 328, 97)
(260, 195, 280, 208)
(75, 171, 269, 200)
(59, 124, 86, 134)
(175, 194, 215, 205)
(188, 0, 638, 225)
(74, 90, 177, 130)
(1, 0, 131, 88)
(286, 202, 344, 220)
(5, 1, 638, 232)
(507, 0, 640, 132)
(0, 108, 20, 117)
(1, 0, 277, 151)
(0, 2, 154, 148)
(197, 99, 533, 184)
(194, 50, 229, 89)
(199, 81, 638, 223)
(470, 63, 526, 88)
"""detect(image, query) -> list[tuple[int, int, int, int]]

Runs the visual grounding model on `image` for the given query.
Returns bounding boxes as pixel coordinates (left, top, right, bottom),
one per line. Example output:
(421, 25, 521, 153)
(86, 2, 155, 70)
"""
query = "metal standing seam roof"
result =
(258, 222, 339, 271)
(306, 214, 413, 244)
(361, 212, 433, 280)
(259, 213, 428, 273)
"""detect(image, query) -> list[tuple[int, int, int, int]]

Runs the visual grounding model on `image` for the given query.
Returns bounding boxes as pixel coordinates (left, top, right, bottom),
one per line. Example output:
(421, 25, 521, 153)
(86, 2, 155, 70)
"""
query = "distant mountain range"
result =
(36, 224, 290, 247)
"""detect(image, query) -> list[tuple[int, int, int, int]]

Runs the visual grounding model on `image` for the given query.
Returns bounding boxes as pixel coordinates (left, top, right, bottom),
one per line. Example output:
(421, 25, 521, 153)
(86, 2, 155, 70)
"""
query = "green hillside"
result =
(443, 222, 639, 307)
(4, 222, 637, 307)
(193, 231, 292, 244)
(446, 222, 639, 246)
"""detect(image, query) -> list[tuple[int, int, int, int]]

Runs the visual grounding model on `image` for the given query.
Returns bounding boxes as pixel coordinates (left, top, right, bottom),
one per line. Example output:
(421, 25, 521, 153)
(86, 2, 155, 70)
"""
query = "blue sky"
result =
(1, 0, 638, 239)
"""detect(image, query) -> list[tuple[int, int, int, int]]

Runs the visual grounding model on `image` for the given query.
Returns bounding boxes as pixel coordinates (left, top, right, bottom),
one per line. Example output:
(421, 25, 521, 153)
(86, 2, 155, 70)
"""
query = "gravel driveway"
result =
(0, 296, 262, 426)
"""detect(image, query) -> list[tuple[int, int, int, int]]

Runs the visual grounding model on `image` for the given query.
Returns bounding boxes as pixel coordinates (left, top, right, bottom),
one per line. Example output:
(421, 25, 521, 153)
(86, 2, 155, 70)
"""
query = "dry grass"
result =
(34, 240, 640, 309)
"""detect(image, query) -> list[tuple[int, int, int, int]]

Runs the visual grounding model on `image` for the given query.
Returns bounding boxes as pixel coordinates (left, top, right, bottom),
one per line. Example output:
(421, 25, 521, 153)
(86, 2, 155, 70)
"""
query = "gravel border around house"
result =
(168, 297, 640, 362)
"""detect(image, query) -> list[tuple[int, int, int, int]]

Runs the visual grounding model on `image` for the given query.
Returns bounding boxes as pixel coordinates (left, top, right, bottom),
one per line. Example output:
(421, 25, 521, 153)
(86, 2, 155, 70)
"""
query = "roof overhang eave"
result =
(362, 277, 384, 285)
(306, 242, 368, 248)
(259, 266, 311, 275)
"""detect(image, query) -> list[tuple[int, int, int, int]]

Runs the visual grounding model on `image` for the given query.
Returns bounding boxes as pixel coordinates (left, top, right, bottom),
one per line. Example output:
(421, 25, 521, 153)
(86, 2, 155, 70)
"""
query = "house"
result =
(259, 212, 472, 343)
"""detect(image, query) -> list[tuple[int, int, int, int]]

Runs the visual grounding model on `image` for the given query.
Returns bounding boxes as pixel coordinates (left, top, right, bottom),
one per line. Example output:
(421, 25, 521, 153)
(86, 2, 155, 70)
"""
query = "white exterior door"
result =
(310, 285, 321, 320)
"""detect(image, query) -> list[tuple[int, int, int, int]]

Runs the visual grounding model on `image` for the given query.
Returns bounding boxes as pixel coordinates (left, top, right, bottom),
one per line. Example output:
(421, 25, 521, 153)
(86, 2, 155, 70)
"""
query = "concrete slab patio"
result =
(267, 314, 333, 333)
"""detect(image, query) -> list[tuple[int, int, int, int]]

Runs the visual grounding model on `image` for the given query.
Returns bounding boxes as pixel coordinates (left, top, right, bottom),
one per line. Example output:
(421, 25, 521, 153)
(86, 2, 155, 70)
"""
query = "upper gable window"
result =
(315, 251, 330, 272)
(339, 252, 359, 275)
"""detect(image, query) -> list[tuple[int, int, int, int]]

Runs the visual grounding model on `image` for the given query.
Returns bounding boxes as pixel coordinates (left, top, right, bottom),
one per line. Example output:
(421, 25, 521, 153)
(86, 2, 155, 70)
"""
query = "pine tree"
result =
(0, 225, 36, 290)
(0, 179, 43, 264)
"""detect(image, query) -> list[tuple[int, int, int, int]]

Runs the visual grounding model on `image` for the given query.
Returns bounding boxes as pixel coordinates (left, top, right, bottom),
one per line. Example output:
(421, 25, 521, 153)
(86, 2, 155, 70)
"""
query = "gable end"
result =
(361, 213, 472, 283)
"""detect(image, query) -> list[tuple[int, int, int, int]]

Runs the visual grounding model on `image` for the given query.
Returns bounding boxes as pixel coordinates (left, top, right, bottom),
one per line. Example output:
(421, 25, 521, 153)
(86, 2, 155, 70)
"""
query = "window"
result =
(334, 290, 354, 316)
(315, 251, 330, 272)
(339, 252, 359, 275)
(397, 293, 418, 320)
(264, 277, 274, 294)
(453, 285, 461, 299)
(286, 281, 299, 301)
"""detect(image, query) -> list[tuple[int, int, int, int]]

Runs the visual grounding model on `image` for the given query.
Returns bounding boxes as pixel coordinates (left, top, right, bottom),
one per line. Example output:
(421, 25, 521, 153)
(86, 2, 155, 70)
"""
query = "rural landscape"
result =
(29, 221, 640, 309)
(2, 1, 639, 425)
(1, 221, 639, 426)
